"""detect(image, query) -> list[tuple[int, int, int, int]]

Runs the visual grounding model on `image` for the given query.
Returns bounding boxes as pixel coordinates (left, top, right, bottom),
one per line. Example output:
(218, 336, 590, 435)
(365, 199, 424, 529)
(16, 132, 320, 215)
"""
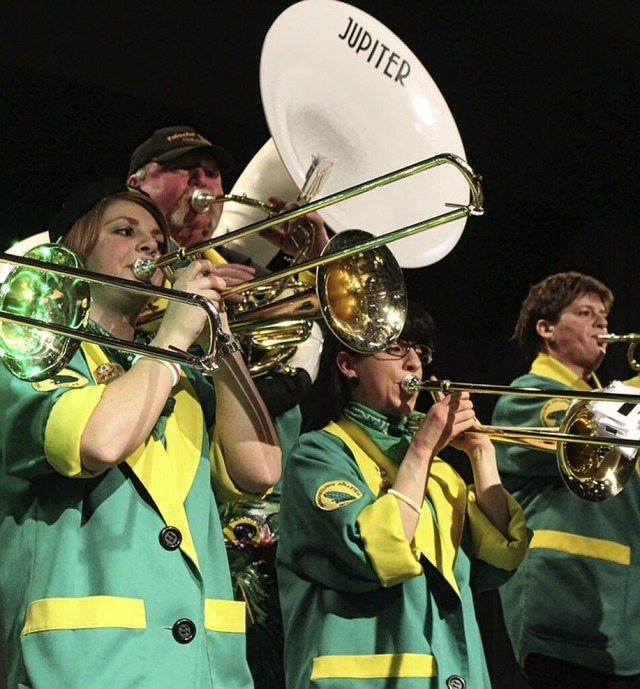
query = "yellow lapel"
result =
(531, 353, 602, 391)
(328, 416, 465, 595)
(82, 343, 204, 569)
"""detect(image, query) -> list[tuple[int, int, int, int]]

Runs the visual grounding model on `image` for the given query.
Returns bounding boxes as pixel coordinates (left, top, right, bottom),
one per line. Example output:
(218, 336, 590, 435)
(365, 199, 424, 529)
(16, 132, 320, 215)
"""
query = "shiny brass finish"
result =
(132, 153, 484, 282)
(0, 245, 232, 381)
(228, 229, 408, 353)
(402, 374, 640, 502)
(130, 153, 482, 355)
(599, 333, 640, 371)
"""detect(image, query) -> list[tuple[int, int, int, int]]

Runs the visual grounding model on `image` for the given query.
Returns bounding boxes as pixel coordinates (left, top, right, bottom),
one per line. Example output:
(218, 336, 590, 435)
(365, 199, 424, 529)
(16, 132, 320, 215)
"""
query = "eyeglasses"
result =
(379, 340, 434, 364)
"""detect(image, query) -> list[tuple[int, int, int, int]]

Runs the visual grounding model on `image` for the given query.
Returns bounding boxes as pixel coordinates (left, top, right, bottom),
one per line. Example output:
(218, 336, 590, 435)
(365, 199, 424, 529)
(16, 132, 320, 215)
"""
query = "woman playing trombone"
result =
(276, 303, 528, 689)
(0, 180, 280, 689)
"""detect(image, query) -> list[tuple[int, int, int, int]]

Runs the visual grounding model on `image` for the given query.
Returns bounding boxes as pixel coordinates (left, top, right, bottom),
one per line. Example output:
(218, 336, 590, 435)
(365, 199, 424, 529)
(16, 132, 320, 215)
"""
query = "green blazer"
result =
(0, 342, 257, 689)
(493, 353, 640, 675)
(277, 414, 527, 689)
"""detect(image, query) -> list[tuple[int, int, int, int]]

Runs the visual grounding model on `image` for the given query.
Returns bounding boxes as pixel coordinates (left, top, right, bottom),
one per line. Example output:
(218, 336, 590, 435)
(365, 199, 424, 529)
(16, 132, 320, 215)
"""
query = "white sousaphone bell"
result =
(210, 0, 476, 374)
(255, 0, 471, 270)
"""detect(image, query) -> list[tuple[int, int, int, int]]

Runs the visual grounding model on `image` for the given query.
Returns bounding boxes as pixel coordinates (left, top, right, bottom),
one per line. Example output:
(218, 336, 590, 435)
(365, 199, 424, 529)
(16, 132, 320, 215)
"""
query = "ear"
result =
(336, 350, 358, 378)
(126, 174, 140, 188)
(536, 318, 554, 345)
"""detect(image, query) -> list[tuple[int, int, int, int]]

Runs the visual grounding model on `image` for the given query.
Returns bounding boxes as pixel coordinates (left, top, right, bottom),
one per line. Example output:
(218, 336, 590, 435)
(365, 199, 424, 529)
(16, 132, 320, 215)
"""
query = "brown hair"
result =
(514, 271, 613, 362)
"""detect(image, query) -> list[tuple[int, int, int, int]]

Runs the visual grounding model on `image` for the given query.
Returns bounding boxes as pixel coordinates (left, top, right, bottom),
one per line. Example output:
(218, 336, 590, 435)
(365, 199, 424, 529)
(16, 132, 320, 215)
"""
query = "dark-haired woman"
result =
(277, 306, 528, 689)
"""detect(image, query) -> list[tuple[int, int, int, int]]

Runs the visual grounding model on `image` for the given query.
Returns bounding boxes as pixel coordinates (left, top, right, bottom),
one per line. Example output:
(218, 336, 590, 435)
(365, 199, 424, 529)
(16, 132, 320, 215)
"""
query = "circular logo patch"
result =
(315, 481, 362, 511)
(540, 397, 571, 427)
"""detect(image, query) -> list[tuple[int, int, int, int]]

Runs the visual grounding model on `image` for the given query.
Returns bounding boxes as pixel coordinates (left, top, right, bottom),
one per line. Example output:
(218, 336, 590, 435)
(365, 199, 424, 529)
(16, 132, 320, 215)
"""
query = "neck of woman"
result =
(89, 304, 138, 341)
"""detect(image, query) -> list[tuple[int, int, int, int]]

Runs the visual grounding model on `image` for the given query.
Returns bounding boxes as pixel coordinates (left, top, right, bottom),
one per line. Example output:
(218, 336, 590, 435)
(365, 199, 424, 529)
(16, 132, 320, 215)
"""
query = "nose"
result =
(188, 166, 209, 186)
(404, 348, 421, 372)
(139, 232, 161, 257)
(595, 311, 608, 329)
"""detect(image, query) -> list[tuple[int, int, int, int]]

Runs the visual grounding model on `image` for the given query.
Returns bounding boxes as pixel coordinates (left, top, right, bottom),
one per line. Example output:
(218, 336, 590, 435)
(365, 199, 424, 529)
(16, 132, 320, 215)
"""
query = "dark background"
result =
(1, 1, 638, 407)
(0, 2, 638, 686)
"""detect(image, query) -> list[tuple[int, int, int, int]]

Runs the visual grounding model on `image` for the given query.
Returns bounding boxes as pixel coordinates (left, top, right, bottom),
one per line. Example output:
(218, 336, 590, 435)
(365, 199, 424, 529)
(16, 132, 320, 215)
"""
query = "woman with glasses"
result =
(276, 303, 528, 689)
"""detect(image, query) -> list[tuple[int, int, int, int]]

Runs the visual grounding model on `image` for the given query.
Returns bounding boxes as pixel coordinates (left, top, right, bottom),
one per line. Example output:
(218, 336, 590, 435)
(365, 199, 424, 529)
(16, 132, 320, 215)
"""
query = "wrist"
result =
(132, 354, 181, 387)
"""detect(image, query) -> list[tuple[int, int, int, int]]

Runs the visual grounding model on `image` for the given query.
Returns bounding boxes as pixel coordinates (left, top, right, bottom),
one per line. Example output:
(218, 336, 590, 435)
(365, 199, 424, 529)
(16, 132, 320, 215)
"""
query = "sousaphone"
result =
(212, 0, 473, 372)
(256, 0, 470, 269)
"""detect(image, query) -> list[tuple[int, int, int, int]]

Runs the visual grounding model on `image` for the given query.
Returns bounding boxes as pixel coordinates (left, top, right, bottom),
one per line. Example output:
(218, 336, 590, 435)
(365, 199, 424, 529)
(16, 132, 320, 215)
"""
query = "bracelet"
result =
(132, 354, 181, 387)
(387, 488, 423, 516)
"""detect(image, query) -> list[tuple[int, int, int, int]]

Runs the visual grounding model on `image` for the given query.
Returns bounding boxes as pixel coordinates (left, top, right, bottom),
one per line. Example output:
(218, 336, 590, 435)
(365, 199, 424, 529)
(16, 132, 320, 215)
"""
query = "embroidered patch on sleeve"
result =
(31, 369, 89, 392)
(540, 397, 571, 427)
(315, 481, 363, 511)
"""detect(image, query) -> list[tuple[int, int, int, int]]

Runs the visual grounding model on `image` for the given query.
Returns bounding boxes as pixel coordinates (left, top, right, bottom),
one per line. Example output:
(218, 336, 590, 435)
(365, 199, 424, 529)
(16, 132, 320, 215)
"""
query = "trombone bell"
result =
(0, 244, 90, 381)
(557, 399, 640, 502)
(317, 230, 407, 352)
(402, 374, 640, 502)
(228, 229, 408, 354)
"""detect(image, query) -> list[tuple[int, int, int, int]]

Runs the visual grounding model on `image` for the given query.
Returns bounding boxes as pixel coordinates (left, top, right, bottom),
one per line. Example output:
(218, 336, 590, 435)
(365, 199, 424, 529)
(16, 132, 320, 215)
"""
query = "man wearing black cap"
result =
(126, 125, 328, 262)
(127, 126, 326, 689)
(126, 124, 326, 406)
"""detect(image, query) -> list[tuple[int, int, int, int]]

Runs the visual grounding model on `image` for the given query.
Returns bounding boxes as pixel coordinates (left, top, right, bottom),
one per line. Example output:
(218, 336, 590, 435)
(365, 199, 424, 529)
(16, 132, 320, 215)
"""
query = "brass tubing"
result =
(0, 251, 229, 373)
(135, 152, 484, 279)
(401, 375, 640, 405)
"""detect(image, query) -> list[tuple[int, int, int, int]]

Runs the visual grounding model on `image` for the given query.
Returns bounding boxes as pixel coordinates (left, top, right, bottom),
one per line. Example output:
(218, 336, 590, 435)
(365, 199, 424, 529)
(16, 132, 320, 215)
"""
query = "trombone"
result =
(599, 333, 640, 371)
(402, 374, 640, 502)
(131, 153, 484, 283)
(134, 153, 482, 356)
(0, 245, 233, 382)
(0, 152, 482, 381)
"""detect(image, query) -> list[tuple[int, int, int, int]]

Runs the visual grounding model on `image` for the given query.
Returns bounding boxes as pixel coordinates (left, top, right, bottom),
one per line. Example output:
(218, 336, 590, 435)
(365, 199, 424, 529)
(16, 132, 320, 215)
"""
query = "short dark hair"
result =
(514, 271, 613, 362)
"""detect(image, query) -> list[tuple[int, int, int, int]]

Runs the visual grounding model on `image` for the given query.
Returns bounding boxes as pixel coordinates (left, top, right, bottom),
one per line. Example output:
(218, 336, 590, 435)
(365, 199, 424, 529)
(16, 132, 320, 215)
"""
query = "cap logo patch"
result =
(166, 131, 211, 146)
(315, 480, 362, 511)
(32, 369, 89, 392)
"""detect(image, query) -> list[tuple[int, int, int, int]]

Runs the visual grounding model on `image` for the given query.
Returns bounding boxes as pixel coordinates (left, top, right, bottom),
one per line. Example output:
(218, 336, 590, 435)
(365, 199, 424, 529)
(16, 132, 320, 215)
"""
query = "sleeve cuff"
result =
(467, 489, 529, 570)
(357, 494, 423, 587)
(44, 386, 105, 478)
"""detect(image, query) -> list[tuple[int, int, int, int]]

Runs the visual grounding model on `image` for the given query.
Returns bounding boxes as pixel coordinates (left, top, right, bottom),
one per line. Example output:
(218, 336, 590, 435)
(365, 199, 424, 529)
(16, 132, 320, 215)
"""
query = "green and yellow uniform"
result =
(277, 405, 528, 689)
(0, 341, 257, 689)
(493, 353, 640, 675)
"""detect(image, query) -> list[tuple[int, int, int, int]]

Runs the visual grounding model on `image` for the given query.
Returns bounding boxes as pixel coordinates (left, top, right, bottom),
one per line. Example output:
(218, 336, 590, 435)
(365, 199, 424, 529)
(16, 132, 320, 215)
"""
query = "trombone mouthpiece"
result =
(401, 374, 421, 393)
(132, 258, 158, 282)
(190, 189, 215, 213)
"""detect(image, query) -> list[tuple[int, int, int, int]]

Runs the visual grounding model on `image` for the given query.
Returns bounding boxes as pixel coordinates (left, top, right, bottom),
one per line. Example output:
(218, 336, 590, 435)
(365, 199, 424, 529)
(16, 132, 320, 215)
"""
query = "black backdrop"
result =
(1, 2, 639, 687)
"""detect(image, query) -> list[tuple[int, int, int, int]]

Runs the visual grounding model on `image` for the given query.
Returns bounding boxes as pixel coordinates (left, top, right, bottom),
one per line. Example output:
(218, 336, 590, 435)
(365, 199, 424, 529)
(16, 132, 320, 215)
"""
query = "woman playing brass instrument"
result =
(276, 303, 527, 689)
(0, 180, 280, 689)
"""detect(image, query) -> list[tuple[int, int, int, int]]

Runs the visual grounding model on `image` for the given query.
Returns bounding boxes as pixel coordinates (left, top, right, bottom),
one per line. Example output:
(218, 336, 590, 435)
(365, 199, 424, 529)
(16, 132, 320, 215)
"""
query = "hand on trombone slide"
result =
(152, 259, 233, 357)
(258, 196, 330, 259)
(421, 375, 495, 456)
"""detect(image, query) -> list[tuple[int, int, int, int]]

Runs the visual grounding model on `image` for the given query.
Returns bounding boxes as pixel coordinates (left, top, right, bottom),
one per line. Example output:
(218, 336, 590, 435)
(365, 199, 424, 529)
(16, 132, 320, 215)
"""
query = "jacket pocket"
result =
(22, 595, 146, 635)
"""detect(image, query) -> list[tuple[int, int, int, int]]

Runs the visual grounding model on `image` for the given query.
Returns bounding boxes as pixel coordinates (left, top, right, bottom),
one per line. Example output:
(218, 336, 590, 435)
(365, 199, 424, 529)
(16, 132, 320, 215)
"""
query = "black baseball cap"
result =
(48, 178, 166, 244)
(127, 125, 234, 176)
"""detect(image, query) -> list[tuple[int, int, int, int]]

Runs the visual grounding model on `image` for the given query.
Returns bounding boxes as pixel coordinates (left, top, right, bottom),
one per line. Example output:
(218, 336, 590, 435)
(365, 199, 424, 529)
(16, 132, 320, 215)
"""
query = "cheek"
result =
(83, 253, 107, 275)
(141, 179, 184, 215)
